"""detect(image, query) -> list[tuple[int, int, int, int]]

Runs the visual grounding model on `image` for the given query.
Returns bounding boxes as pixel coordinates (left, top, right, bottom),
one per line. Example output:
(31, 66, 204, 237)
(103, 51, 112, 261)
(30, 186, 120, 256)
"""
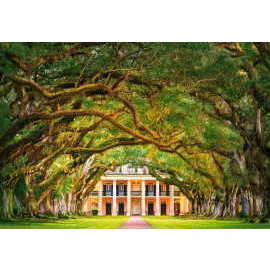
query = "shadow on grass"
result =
(143, 215, 270, 229)
(0, 216, 129, 229)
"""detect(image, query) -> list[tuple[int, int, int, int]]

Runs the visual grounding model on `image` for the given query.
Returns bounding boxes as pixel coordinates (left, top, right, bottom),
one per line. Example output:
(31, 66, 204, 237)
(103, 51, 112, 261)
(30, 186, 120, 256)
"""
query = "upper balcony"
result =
(89, 190, 181, 197)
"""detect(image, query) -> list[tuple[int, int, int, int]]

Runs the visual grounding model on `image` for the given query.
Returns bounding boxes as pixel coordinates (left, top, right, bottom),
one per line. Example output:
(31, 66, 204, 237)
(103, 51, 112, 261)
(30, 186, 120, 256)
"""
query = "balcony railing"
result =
(146, 191, 156, 196)
(159, 191, 170, 196)
(117, 191, 127, 196)
(102, 191, 113, 196)
(131, 191, 142, 196)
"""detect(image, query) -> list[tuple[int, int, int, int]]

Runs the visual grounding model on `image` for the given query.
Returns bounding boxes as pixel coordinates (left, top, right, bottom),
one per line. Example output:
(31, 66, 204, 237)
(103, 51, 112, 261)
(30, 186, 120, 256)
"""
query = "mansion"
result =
(84, 165, 190, 216)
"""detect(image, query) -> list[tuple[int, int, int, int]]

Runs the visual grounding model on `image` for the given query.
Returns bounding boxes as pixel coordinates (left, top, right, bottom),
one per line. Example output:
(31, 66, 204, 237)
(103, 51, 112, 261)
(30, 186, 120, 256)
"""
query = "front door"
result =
(148, 202, 154, 215)
(118, 202, 125, 215)
(132, 200, 141, 215)
(106, 202, 112, 215)
(161, 202, 167, 215)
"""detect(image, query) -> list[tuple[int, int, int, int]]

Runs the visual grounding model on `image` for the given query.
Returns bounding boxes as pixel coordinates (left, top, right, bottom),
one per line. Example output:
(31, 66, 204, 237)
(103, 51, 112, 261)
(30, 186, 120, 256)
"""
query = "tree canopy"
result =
(1, 42, 270, 220)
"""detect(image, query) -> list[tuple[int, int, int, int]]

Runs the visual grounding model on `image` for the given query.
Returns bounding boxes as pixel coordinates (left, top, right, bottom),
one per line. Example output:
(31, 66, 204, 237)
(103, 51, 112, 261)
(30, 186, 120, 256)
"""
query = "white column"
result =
(98, 182, 103, 216)
(155, 181, 160, 216)
(185, 198, 189, 213)
(112, 180, 117, 216)
(141, 180, 146, 216)
(169, 185, 174, 216)
(127, 180, 131, 216)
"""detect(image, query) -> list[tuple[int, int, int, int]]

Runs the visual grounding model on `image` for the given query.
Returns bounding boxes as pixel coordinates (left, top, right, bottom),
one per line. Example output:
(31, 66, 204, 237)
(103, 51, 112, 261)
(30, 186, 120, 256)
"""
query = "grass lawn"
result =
(143, 216, 270, 229)
(0, 216, 129, 229)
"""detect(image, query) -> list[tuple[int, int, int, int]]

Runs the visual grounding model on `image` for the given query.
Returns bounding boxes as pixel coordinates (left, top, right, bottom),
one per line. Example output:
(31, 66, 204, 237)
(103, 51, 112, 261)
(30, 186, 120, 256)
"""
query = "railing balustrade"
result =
(89, 189, 181, 197)
(117, 191, 127, 196)
(102, 191, 113, 196)
(159, 191, 170, 196)
(131, 191, 142, 196)
(146, 191, 155, 196)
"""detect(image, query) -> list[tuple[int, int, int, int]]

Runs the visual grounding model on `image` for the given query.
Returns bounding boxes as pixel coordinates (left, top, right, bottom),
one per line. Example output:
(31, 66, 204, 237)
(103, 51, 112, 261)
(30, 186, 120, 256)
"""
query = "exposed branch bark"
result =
(11, 75, 113, 99)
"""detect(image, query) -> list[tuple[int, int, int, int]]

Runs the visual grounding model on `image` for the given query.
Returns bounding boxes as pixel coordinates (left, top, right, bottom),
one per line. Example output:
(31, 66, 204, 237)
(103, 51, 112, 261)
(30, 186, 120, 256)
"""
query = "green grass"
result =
(0, 216, 129, 229)
(143, 216, 270, 229)
(2, 215, 270, 229)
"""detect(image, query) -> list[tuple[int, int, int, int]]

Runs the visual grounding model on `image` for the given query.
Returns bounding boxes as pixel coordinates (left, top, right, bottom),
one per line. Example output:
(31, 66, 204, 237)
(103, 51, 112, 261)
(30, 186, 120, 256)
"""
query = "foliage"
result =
(1, 42, 270, 219)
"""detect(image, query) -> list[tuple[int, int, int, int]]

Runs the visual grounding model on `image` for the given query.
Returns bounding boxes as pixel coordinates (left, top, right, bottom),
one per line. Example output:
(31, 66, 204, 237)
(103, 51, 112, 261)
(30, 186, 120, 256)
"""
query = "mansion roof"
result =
(102, 164, 156, 180)
(105, 164, 149, 175)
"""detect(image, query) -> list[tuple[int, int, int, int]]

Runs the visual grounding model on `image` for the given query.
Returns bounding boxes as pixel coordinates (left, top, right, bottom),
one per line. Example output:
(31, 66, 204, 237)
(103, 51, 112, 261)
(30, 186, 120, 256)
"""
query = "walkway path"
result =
(120, 216, 153, 229)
